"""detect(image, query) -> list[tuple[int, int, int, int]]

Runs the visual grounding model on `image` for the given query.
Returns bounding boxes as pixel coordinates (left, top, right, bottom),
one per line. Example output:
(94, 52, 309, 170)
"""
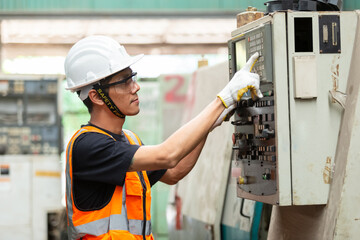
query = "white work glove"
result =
(210, 104, 236, 132)
(217, 52, 263, 108)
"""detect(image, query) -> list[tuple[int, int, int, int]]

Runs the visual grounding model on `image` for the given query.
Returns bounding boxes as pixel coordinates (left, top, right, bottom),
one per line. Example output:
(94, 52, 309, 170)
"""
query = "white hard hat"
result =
(64, 35, 143, 95)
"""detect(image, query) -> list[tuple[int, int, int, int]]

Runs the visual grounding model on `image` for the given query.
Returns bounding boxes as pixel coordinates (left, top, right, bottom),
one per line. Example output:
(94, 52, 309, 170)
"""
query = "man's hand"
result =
(210, 104, 236, 131)
(217, 52, 263, 108)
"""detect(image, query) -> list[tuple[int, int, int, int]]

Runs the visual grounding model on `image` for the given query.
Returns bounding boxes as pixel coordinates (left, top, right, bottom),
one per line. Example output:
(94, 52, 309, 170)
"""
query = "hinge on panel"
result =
(329, 89, 347, 109)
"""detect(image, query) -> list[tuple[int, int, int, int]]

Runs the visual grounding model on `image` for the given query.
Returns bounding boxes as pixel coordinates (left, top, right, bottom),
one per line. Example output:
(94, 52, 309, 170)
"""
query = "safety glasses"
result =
(101, 72, 138, 93)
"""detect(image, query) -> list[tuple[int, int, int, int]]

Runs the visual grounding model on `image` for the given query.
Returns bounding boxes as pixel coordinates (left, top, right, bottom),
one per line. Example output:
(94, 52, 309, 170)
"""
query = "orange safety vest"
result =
(65, 126, 153, 240)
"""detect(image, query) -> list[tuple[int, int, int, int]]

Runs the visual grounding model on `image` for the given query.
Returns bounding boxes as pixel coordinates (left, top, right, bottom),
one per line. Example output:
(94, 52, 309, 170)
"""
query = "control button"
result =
(267, 100, 274, 106)
(263, 114, 267, 121)
(269, 114, 275, 121)
(267, 146, 276, 152)
(246, 134, 254, 139)
(262, 173, 271, 180)
(269, 156, 276, 162)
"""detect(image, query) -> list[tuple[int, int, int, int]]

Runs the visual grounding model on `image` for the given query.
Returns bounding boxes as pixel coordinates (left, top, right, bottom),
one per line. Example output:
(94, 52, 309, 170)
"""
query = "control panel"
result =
(228, 23, 277, 199)
(0, 75, 62, 155)
(228, 11, 356, 205)
(232, 84, 276, 197)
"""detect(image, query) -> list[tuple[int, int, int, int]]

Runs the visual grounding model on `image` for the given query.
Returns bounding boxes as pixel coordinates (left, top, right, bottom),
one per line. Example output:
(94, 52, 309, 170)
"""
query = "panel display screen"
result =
(235, 39, 246, 71)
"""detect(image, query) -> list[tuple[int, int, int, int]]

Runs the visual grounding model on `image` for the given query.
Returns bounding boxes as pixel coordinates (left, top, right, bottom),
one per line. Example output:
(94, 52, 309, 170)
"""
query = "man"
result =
(64, 35, 261, 240)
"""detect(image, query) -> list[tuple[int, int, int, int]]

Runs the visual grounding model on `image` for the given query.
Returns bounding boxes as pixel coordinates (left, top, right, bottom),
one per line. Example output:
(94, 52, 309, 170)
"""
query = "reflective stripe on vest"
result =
(65, 126, 152, 240)
(123, 129, 142, 145)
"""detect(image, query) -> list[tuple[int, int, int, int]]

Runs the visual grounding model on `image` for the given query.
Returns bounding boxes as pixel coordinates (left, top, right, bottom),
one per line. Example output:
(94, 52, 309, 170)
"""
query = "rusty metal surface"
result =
(237, 11, 265, 28)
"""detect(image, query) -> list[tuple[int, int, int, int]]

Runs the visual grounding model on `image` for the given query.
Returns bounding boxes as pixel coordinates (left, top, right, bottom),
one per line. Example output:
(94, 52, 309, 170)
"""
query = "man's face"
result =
(107, 67, 141, 116)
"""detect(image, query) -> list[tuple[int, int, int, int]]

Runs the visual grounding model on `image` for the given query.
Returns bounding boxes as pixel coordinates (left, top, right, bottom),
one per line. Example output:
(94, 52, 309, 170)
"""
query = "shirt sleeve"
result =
(72, 131, 139, 186)
(147, 169, 167, 186)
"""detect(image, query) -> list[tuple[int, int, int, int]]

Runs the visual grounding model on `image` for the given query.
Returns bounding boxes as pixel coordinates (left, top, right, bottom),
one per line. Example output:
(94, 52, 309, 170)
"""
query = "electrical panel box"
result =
(0, 75, 64, 239)
(228, 11, 357, 205)
(0, 75, 63, 155)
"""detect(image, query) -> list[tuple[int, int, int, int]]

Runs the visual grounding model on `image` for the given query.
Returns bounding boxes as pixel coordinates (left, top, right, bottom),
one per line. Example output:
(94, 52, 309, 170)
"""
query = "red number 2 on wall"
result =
(164, 75, 187, 103)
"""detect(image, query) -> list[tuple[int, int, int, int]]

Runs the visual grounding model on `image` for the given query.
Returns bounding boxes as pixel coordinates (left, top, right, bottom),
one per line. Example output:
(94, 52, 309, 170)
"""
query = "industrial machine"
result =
(264, 0, 342, 12)
(0, 75, 62, 155)
(228, 9, 357, 206)
(0, 75, 63, 239)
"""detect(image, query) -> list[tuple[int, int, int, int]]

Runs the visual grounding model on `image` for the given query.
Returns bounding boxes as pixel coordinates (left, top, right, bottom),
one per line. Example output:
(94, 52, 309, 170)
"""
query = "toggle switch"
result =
(238, 176, 256, 184)
(262, 173, 271, 180)
(238, 176, 247, 184)
(261, 128, 275, 138)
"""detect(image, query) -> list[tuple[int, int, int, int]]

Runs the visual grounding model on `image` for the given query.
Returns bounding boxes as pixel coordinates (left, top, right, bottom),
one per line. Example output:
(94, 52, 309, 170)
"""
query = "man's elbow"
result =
(162, 175, 181, 185)
(160, 168, 183, 185)
(157, 145, 180, 169)
(164, 178, 179, 185)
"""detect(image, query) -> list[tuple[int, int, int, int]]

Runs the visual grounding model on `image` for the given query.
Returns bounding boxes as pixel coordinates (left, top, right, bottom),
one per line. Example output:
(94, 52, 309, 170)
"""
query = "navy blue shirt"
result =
(72, 124, 166, 211)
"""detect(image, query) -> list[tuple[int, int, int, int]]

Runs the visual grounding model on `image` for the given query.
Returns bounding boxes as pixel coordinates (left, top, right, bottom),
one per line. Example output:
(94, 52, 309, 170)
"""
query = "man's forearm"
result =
(160, 135, 208, 185)
(160, 97, 224, 163)
(131, 97, 224, 172)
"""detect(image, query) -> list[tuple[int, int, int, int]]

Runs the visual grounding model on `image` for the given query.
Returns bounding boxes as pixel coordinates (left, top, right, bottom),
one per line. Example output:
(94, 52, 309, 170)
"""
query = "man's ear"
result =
(88, 89, 104, 106)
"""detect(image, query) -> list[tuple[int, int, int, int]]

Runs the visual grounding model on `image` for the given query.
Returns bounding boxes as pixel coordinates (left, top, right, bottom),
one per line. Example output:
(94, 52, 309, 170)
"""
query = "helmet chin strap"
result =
(93, 84, 125, 118)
